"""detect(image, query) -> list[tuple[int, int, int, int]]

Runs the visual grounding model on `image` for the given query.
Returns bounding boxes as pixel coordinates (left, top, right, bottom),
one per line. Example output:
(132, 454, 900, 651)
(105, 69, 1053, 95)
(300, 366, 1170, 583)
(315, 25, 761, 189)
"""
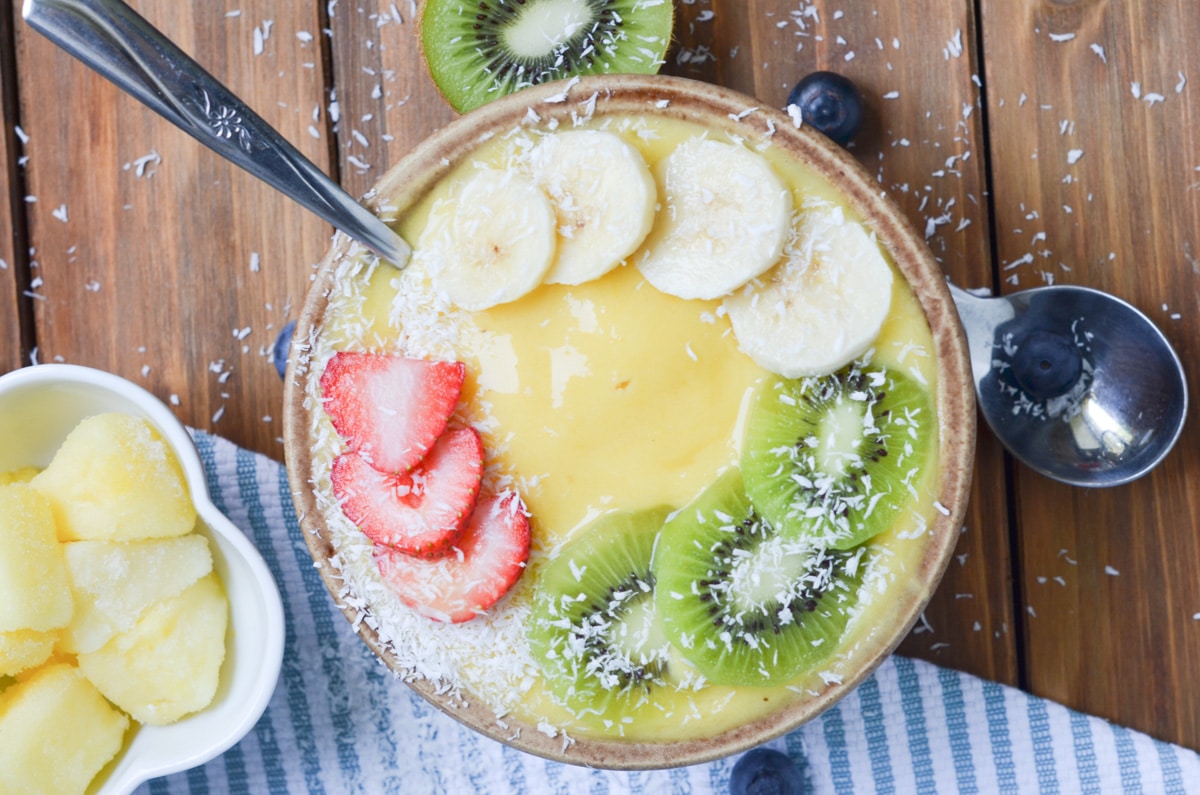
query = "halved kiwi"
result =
(526, 506, 677, 723)
(741, 359, 934, 550)
(652, 469, 868, 687)
(420, 0, 675, 113)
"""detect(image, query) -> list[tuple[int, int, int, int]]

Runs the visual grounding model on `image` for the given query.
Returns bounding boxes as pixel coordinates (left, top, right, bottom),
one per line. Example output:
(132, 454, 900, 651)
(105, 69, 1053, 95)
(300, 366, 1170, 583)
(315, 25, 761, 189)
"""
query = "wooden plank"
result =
(325, 2, 456, 202)
(13, 0, 330, 458)
(980, 0, 1200, 746)
(1, 0, 25, 373)
(668, 0, 1019, 685)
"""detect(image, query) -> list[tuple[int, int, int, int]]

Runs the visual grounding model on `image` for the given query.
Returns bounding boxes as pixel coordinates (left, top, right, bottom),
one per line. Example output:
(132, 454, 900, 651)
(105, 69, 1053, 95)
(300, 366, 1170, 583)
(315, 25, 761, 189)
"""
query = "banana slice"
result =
(526, 130, 657, 286)
(723, 206, 894, 377)
(416, 168, 557, 311)
(636, 138, 792, 300)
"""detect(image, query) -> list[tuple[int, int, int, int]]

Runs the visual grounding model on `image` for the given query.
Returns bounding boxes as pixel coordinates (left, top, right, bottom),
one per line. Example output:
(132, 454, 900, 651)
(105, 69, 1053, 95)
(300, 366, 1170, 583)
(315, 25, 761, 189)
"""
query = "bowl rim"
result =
(0, 362, 286, 793)
(283, 73, 975, 769)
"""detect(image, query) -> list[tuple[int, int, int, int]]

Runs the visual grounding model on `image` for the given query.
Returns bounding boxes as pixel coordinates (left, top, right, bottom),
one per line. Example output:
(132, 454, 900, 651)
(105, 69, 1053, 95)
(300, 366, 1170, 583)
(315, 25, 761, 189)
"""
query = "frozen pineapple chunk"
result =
(0, 465, 39, 485)
(79, 573, 228, 725)
(0, 628, 56, 676)
(60, 534, 214, 654)
(0, 484, 74, 632)
(0, 663, 130, 795)
(31, 413, 197, 541)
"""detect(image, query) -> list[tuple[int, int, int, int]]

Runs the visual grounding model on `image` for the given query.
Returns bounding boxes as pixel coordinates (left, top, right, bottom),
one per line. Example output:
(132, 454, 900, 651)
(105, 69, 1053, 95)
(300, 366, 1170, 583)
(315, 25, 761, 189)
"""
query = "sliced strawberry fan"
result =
(322, 351, 532, 623)
(320, 352, 465, 474)
(332, 426, 484, 559)
(376, 492, 532, 623)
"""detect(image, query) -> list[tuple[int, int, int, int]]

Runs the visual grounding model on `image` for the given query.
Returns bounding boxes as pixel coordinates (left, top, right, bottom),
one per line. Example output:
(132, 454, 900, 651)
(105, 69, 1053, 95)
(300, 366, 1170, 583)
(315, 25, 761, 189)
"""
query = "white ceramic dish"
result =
(0, 363, 285, 794)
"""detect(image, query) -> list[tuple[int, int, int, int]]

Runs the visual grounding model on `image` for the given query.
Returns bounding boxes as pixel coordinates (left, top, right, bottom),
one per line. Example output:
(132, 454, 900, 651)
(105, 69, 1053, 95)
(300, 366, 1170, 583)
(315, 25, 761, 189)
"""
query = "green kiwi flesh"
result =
(740, 359, 934, 551)
(527, 506, 678, 722)
(652, 469, 867, 687)
(421, 0, 675, 113)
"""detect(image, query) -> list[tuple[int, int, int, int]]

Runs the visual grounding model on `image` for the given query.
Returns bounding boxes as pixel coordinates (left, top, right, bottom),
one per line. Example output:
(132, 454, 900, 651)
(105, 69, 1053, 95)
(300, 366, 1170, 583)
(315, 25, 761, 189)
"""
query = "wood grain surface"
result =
(979, 0, 1200, 747)
(11, 0, 328, 457)
(3, 0, 1199, 751)
(1, 1, 24, 372)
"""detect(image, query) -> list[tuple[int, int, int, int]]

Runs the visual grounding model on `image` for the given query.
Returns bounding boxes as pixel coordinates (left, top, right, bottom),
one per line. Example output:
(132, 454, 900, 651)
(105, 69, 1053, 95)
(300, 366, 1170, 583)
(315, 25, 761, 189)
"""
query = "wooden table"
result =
(3, 0, 1198, 752)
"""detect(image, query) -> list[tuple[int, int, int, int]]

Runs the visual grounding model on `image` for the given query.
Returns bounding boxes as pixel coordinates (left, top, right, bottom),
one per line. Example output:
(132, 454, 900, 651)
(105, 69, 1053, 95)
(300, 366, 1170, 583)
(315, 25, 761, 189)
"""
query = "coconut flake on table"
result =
(125, 150, 161, 178)
(253, 27, 264, 56)
(944, 29, 963, 59)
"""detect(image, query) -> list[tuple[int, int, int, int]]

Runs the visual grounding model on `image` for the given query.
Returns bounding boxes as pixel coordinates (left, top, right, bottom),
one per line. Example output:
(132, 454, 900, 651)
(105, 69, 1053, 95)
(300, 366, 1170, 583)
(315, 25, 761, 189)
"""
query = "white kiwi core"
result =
(502, 0, 598, 58)
(610, 591, 668, 666)
(728, 534, 817, 616)
(814, 397, 868, 479)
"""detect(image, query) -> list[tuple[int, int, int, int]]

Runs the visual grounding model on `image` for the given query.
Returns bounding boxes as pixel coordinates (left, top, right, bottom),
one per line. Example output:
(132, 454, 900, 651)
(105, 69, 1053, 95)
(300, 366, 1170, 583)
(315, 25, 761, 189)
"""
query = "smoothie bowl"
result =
(283, 74, 974, 768)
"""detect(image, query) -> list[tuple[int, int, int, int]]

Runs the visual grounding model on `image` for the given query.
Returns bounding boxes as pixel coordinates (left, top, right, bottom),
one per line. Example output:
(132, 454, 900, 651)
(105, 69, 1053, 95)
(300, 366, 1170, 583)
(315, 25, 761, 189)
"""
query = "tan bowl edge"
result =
(283, 74, 976, 770)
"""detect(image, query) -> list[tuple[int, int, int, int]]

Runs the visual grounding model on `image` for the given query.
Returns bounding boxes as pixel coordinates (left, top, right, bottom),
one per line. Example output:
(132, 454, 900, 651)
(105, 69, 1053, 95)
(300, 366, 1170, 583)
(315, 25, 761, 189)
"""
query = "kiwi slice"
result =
(653, 469, 867, 687)
(527, 506, 677, 722)
(741, 360, 934, 550)
(420, 0, 675, 113)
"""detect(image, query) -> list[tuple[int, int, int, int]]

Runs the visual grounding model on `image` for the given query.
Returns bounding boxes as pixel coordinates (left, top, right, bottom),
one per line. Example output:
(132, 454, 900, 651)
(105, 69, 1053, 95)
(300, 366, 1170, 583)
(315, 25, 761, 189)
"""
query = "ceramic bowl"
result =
(283, 74, 974, 769)
(0, 364, 285, 794)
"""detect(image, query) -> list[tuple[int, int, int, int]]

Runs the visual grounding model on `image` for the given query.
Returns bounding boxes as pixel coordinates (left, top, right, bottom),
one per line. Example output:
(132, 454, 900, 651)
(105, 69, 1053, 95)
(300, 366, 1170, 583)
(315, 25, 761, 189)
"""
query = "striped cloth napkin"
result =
(147, 431, 1200, 795)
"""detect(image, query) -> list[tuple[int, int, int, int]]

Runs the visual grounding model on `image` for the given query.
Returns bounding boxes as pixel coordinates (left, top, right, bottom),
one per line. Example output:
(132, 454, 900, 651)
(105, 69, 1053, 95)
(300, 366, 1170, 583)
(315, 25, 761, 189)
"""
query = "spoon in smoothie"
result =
(949, 283, 1187, 487)
(23, 0, 411, 266)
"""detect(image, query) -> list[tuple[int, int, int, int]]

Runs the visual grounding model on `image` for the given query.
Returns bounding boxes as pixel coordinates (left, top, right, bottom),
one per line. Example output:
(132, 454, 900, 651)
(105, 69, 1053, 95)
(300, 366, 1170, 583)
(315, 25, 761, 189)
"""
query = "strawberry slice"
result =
(332, 426, 483, 559)
(375, 492, 531, 623)
(321, 352, 465, 474)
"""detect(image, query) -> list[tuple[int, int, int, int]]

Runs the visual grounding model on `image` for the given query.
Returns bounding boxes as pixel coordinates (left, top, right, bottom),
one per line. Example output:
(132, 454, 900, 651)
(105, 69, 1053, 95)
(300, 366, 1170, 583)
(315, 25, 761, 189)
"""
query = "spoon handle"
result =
(22, 0, 412, 267)
(946, 281, 1016, 388)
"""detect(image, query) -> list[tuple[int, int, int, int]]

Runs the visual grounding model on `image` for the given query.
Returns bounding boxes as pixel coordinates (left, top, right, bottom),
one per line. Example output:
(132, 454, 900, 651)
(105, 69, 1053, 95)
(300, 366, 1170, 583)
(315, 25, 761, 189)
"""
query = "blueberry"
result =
(786, 71, 865, 146)
(1009, 329, 1084, 400)
(272, 319, 296, 380)
(728, 748, 807, 795)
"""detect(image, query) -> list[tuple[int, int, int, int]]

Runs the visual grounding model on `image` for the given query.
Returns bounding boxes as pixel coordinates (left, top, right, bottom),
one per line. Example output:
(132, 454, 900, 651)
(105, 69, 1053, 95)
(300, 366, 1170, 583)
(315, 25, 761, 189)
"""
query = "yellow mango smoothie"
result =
(299, 107, 946, 747)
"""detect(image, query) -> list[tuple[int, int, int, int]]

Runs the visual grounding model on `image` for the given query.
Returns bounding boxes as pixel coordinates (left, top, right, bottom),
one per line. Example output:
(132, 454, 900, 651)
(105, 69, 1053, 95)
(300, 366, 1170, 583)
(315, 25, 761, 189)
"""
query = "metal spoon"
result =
(22, 0, 411, 266)
(949, 283, 1187, 487)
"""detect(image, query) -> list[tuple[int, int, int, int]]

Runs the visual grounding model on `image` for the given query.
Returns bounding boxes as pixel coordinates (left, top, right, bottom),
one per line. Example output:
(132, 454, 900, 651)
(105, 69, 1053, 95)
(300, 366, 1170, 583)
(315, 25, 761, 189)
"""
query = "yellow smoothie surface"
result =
(303, 112, 943, 744)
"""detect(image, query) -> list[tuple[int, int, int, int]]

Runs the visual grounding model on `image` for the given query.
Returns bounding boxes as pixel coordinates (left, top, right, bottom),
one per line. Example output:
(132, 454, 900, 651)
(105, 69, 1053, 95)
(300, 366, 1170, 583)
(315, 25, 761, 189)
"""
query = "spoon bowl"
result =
(950, 283, 1187, 487)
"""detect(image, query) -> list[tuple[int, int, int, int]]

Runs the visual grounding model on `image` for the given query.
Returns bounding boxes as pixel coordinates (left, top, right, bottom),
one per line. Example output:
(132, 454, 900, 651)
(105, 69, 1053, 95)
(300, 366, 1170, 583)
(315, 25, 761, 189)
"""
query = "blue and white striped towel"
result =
(148, 431, 1200, 794)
